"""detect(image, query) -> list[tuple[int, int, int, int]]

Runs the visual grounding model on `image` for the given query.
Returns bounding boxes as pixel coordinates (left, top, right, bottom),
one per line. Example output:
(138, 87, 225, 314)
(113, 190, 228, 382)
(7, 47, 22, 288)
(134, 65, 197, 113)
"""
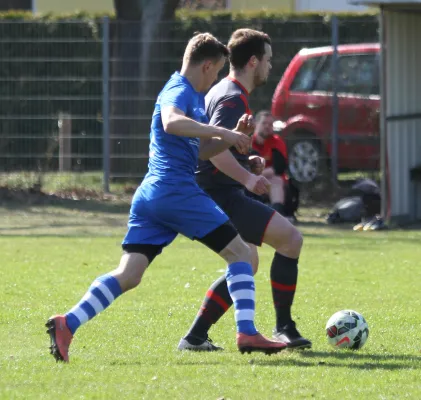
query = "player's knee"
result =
(113, 253, 149, 292)
(270, 175, 284, 186)
(266, 215, 303, 258)
(220, 235, 252, 265)
(251, 255, 259, 275)
(290, 227, 303, 252)
(276, 226, 303, 258)
(250, 246, 259, 274)
(232, 240, 252, 264)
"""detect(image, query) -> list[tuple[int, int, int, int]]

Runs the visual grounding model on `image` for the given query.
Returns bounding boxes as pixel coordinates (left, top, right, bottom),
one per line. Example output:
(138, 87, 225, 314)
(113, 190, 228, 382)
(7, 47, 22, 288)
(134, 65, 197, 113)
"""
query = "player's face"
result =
(254, 43, 272, 87)
(202, 56, 226, 91)
(256, 115, 274, 139)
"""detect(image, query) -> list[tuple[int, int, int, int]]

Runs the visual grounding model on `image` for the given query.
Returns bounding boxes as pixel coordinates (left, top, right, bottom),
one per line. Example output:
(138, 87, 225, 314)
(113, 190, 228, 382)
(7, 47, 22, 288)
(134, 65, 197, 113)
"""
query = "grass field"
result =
(1, 200, 420, 400)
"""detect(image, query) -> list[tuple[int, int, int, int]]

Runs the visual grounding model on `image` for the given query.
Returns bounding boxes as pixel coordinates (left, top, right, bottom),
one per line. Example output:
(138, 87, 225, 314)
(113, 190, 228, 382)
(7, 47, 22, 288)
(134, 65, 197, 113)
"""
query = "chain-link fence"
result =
(0, 16, 379, 191)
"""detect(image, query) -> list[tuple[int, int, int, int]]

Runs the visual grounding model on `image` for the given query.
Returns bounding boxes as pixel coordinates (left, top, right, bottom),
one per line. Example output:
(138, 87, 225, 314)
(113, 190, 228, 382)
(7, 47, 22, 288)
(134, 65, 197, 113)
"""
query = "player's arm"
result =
(162, 106, 250, 155)
(207, 96, 269, 194)
(210, 139, 270, 195)
(199, 114, 253, 160)
(162, 106, 227, 140)
(208, 96, 257, 185)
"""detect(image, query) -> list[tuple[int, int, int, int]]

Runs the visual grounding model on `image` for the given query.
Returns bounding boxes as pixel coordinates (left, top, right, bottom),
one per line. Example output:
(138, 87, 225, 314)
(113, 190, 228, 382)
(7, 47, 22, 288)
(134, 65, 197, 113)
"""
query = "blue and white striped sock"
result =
(65, 274, 122, 335)
(226, 262, 258, 336)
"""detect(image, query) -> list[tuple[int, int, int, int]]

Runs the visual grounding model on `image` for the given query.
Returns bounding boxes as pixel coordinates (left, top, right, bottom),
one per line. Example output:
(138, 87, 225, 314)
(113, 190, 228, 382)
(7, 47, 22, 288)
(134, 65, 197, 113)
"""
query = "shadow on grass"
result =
(2, 197, 129, 215)
(299, 350, 421, 362)
(251, 359, 416, 370)
(172, 350, 421, 370)
(254, 350, 421, 369)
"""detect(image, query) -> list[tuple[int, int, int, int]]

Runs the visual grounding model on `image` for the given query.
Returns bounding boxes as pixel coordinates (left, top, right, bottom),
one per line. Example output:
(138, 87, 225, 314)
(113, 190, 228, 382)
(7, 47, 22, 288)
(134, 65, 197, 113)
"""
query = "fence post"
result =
(102, 16, 110, 193)
(331, 15, 339, 185)
(58, 112, 72, 172)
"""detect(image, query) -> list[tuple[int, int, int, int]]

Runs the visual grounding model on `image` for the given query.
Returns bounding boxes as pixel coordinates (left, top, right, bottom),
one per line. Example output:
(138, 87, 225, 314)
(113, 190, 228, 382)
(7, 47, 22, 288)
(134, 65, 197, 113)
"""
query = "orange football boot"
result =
(237, 332, 287, 355)
(46, 315, 73, 362)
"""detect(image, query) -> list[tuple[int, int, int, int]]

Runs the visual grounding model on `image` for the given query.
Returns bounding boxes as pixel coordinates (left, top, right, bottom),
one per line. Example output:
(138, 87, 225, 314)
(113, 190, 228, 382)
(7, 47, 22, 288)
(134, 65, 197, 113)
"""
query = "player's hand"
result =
(248, 155, 265, 175)
(262, 167, 275, 179)
(245, 174, 270, 195)
(222, 129, 251, 155)
(235, 114, 255, 136)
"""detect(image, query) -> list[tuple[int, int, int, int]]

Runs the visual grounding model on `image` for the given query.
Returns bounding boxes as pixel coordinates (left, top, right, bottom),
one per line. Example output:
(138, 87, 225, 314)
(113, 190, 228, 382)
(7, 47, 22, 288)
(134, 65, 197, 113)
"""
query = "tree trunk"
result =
(110, 0, 179, 179)
(0, 0, 31, 10)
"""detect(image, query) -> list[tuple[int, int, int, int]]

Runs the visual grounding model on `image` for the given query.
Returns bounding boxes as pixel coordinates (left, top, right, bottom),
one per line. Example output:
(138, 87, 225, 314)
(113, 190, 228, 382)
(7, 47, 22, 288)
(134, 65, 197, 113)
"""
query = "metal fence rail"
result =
(0, 17, 380, 190)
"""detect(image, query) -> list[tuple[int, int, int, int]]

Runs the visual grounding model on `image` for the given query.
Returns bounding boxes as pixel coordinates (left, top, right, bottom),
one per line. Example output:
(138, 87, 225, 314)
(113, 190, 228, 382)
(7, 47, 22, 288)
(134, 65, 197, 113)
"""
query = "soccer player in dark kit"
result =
(178, 29, 311, 352)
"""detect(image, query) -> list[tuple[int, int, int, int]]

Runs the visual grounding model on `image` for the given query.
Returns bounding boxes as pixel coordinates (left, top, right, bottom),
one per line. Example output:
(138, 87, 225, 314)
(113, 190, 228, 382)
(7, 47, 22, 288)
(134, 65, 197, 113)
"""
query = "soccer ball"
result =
(325, 310, 369, 350)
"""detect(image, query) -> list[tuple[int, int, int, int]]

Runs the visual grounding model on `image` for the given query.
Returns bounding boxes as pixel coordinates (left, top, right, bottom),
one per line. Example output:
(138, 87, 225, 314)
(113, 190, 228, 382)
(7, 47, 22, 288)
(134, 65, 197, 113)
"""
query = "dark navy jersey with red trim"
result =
(196, 77, 251, 190)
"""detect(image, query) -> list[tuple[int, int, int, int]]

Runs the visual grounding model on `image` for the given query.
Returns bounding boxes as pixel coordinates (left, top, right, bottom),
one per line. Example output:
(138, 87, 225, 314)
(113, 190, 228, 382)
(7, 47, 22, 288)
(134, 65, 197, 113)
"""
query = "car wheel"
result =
(288, 135, 324, 184)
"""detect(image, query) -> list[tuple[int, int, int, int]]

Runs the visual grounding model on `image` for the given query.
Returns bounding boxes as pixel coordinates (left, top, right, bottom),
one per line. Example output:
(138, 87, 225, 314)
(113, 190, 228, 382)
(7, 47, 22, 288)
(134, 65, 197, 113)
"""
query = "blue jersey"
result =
(122, 71, 229, 246)
(147, 72, 208, 181)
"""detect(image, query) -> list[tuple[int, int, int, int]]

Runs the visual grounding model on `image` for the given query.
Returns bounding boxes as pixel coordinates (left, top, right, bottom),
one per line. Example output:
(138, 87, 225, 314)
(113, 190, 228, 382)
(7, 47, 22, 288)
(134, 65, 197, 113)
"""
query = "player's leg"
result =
(181, 242, 258, 350)
(197, 224, 286, 354)
(267, 175, 286, 215)
(181, 189, 310, 350)
(171, 190, 285, 354)
(178, 190, 285, 353)
(180, 189, 263, 349)
(262, 168, 285, 215)
(45, 250, 152, 363)
(262, 211, 311, 349)
(46, 208, 175, 362)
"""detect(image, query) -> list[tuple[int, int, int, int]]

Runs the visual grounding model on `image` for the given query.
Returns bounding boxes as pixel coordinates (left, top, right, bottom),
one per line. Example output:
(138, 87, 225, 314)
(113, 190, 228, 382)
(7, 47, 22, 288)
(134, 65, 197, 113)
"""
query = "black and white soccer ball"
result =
(326, 310, 369, 350)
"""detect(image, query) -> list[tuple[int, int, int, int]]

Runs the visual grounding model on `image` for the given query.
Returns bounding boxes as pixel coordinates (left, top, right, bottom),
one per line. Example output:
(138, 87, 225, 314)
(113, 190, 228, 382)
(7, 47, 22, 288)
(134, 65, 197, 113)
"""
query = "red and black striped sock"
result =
(185, 275, 232, 343)
(271, 252, 298, 330)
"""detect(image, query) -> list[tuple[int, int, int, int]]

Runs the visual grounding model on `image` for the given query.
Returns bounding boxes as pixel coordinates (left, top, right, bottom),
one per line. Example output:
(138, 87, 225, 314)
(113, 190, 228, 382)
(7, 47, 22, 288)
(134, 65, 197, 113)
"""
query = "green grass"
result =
(0, 171, 133, 195)
(0, 170, 380, 195)
(0, 203, 420, 400)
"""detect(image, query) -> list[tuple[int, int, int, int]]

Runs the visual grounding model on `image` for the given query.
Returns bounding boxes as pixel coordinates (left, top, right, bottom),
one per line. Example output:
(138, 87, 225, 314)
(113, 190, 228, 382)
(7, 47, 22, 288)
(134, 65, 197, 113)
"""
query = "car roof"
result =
(298, 43, 380, 57)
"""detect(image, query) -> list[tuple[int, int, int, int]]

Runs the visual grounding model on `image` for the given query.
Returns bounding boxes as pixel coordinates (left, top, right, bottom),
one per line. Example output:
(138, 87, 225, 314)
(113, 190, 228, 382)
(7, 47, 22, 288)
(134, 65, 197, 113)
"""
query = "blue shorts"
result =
(122, 178, 229, 248)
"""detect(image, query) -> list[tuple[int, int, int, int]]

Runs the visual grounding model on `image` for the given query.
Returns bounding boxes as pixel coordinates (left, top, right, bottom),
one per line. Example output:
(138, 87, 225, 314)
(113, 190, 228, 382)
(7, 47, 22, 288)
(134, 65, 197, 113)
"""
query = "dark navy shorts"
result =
(204, 187, 275, 246)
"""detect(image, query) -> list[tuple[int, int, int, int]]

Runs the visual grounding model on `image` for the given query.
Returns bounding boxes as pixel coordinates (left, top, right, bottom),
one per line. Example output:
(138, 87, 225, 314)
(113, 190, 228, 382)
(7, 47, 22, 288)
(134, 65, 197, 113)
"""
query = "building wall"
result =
(228, 0, 293, 10)
(34, 0, 113, 13)
(384, 10, 421, 221)
(35, 0, 369, 14)
(294, 0, 369, 12)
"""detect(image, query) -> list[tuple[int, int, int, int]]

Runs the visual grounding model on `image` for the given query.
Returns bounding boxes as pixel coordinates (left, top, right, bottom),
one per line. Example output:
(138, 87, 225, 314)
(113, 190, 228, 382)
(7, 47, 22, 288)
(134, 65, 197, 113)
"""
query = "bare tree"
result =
(110, 0, 181, 177)
(0, 0, 31, 10)
(178, 0, 227, 10)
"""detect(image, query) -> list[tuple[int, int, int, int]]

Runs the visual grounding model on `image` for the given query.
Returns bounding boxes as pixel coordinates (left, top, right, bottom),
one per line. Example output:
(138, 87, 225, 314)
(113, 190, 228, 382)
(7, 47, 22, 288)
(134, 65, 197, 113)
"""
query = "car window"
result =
(289, 56, 322, 92)
(314, 53, 379, 96)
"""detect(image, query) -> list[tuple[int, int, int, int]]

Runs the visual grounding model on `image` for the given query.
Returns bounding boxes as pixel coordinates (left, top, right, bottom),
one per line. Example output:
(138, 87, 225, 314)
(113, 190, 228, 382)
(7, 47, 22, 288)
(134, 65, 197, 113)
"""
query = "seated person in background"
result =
(251, 110, 298, 220)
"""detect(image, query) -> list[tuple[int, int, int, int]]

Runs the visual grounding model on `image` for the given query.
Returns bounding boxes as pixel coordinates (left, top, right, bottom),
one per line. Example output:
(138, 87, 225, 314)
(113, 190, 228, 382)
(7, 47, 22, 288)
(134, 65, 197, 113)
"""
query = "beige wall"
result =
(229, 0, 293, 11)
(35, 0, 114, 13)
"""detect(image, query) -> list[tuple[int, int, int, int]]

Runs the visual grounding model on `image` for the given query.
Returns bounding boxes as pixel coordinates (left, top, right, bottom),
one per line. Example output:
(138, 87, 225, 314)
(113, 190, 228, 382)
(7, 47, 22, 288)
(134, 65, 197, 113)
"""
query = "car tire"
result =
(287, 132, 328, 184)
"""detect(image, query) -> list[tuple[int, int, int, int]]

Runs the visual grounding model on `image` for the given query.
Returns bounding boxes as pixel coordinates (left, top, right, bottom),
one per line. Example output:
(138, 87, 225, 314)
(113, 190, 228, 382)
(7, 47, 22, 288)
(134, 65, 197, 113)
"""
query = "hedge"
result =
(0, 10, 379, 173)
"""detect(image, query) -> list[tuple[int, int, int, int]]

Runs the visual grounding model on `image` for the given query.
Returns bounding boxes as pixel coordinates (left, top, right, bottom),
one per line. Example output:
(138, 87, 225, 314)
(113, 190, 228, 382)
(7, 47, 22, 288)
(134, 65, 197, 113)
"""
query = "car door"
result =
(283, 55, 332, 133)
(312, 52, 380, 171)
(333, 53, 380, 170)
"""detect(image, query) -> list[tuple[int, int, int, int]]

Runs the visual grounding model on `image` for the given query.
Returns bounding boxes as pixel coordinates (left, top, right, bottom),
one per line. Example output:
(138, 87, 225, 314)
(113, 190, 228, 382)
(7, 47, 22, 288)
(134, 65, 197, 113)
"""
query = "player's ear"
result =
(202, 60, 213, 73)
(248, 55, 258, 68)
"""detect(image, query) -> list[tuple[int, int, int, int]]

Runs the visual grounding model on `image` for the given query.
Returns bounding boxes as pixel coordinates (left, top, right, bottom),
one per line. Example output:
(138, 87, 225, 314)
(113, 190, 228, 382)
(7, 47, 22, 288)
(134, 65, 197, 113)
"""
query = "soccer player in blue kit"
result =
(45, 33, 286, 362)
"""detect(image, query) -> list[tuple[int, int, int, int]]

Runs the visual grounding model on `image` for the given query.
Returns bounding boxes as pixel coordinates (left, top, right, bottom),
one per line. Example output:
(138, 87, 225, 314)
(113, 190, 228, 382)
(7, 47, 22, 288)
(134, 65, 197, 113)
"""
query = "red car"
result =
(271, 43, 380, 184)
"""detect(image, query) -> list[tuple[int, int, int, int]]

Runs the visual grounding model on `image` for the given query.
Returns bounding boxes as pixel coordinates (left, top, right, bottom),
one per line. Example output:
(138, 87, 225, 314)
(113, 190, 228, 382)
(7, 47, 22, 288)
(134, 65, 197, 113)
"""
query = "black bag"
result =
(326, 179, 381, 224)
(326, 196, 364, 224)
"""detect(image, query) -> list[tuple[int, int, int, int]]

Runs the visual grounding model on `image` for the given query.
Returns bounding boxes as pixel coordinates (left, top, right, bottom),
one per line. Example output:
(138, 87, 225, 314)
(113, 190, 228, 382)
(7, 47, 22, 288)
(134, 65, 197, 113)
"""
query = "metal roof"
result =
(350, 0, 421, 4)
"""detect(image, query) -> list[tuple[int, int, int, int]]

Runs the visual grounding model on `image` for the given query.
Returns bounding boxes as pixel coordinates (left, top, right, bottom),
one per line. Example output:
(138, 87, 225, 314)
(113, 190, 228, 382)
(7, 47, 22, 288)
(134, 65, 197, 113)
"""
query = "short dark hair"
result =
(184, 32, 229, 65)
(228, 29, 271, 70)
(255, 110, 273, 123)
